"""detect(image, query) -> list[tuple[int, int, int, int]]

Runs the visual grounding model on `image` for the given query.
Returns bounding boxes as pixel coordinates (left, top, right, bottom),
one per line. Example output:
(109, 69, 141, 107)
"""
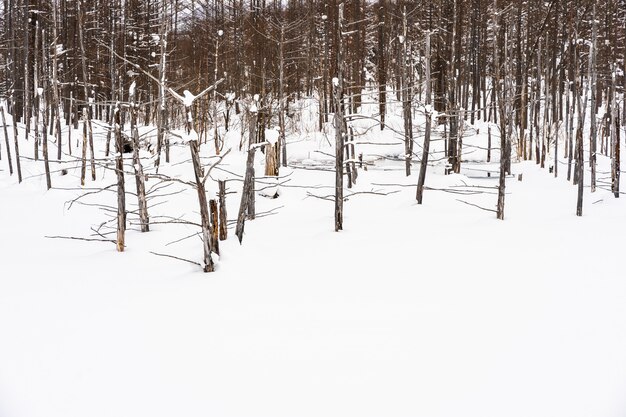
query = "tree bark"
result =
(401, 8, 413, 177)
(114, 106, 126, 252)
(333, 3, 345, 231)
(416, 32, 432, 204)
(0, 106, 13, 176)
(209, 199, 219, 255)
(10, 97, 22, 183)
(130, 84, 150, 232)
(77, 0, 96, 181)
(190, 138, 215, 272)
(218, 180, 227, 241)
(236, 146, 256, 243)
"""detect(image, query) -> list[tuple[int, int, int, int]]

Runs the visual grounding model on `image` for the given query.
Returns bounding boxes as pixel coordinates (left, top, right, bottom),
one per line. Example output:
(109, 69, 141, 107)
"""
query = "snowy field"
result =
(1, 104, 626, 417)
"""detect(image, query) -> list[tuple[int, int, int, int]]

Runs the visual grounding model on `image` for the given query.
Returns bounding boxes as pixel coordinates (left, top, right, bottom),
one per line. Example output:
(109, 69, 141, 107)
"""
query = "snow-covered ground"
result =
(1, 102, 626, 417)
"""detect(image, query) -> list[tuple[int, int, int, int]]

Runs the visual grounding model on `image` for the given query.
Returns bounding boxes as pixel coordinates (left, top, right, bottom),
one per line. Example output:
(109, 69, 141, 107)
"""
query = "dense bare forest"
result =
(3, 0, 624, 159)
(2, 0, 625, 177)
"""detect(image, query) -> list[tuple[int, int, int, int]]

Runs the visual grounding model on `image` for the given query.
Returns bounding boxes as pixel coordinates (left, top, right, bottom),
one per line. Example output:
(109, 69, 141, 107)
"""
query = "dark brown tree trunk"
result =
(236, 146, 256, 243)
(114, 106, 126, 252)
(189, 138, 215, 272)
(130, 85, 150, 232)
(0, 106, 13, 176)
(416, 31, 432, 205)
(333, 3, 345, 231)
(218, 180, 227, 241)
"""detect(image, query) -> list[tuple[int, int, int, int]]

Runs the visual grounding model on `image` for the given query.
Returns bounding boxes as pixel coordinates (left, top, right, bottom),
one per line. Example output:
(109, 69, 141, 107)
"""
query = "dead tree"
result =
(236, 110, 259, 243)
(129, 82, 150, 232)
(155, 0, 169, 170)
(0, 106, 14, 176)
(80, 108, 88, 186)
(209, 199, 219, 255)
(589, 4, 597, 192)
(33, 16, 40, 161)
(168, 82, 223, 271)
(114, 106, 126, 252)
(218, 180, 227, 240)
(41, 28, 52, 191)
(610, 63, 620, 198)
(77, 0, 96, 181)
(10, 97, 21, 182)
(494, 2, 506, 220)
(189, 136, 214, 272)
(278, 24, 287, 167)
(51, 4, 63, 160)
(416, 31, 432, 204)
(574, 39, 589, 216)
(333, 3, 345, 232)
(400, 8, 413, 176)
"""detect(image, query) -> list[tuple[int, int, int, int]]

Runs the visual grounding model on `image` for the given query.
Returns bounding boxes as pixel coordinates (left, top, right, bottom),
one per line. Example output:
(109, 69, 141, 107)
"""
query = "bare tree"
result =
(416, 31, 432, 205)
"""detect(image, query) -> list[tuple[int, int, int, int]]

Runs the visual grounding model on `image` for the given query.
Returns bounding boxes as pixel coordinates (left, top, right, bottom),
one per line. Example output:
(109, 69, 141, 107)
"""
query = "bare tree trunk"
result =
(209, 199, 219, 255)
(130, 84, 150, 232)
(333, 3, 345, 231)
(105, 4, 117, 158)
(279, 24, 287, 167)
(213, 32, 221, 155)
(218, 180, 227, 241)
(81, 108, 88, 186)
(114, 106, 126, 252)
(494, 1, 506, 220)
(235, 146, 256, 243)
(24, 7, 30, 143)
(189, 138, 215, 272)
(42, 107, 52, 190)
(10, 96, 21, 182)
(416, 32, 432, 204)
(574, 41, 589, 215)
(611, 63, 620, 198)
(0, 106, 13, 176)
(155, 0, 168, 170)
(487, 124, 492, 162)
(589, 4, 597, 192)
(377, 0, 386, 130)
(77, 0, 96, 181)
(401, 8, 413, 177)
(33, 18, 40, 161)
(52, 4, 63, 161)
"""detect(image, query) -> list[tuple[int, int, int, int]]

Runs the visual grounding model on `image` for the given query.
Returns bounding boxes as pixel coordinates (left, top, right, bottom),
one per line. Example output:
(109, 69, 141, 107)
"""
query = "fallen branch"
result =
(149, 251, 202, 267)
(45, 235, 116, 244)
(455, 199, 497, 213)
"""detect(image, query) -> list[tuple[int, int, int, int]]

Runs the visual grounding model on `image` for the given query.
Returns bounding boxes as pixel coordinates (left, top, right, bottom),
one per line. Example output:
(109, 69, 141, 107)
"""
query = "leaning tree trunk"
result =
(236, 116, 258, 243)
(0, 106, 14, 176)
(10, 97, 22, 183)
(416, 31, 432, 204)
(189, 136, 215, 272)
